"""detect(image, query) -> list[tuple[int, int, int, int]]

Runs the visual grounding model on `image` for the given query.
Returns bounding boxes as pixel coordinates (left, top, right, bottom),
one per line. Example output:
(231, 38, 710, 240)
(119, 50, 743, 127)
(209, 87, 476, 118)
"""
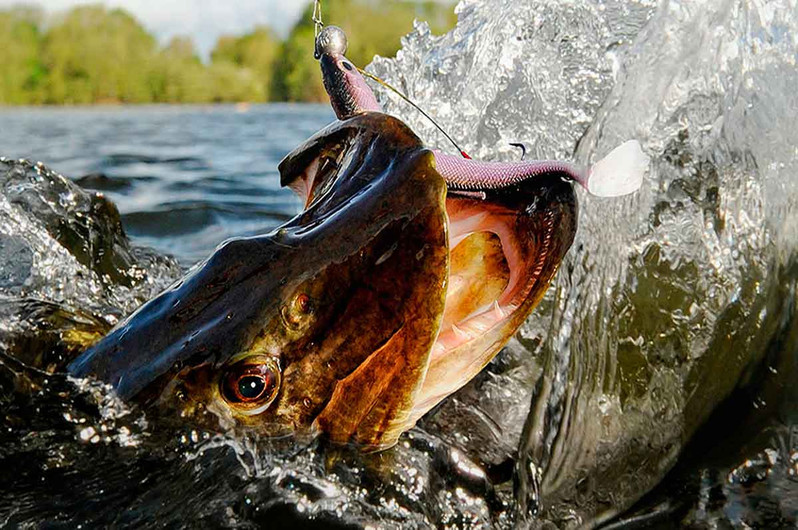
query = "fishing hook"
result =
(509, 142, 527, 161)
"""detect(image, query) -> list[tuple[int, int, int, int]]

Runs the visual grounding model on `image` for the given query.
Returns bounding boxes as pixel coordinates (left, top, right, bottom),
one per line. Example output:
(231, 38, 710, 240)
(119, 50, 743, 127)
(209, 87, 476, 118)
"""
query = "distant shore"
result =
(0, 102, 333, 110)
(0, 2, 455, 106)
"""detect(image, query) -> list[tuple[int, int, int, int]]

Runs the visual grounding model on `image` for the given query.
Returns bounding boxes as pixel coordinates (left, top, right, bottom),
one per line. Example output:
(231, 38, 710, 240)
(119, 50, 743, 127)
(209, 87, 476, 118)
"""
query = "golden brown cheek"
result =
(442, 232, 509, 330)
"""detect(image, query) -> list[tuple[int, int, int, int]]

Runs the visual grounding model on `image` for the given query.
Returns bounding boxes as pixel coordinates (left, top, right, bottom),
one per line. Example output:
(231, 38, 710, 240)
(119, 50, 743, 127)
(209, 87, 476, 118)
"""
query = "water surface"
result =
(0, 104, 335, 265)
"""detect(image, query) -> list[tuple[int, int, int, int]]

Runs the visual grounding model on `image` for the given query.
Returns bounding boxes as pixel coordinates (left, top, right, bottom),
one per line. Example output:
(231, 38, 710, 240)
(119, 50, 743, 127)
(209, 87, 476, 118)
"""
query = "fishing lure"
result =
(313, 18, 648, 198)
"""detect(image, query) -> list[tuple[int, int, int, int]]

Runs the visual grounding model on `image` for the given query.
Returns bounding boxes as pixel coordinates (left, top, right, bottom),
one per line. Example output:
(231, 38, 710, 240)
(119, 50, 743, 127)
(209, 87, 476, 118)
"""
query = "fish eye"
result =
(341, 61, 354, 72)
(220, 357, 280, 415)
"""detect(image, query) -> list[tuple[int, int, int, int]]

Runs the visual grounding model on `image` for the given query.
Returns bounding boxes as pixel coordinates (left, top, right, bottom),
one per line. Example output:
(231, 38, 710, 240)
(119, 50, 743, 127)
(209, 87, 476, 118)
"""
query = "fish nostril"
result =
(282, 292, 314, 330)
(296, 293, 311, 313)
(342, 61, 354, 72)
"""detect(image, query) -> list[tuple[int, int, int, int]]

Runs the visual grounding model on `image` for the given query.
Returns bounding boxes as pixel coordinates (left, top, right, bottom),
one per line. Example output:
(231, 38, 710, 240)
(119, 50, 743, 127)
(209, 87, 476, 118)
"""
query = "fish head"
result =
(70, 112, 577, 450)
(71, 113, 448, 448)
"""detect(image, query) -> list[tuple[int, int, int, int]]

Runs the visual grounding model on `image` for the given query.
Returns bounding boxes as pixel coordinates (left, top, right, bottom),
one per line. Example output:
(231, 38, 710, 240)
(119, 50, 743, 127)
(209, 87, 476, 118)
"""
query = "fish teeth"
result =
(493, 300, 508, 319)
(451, 323, 472, 341)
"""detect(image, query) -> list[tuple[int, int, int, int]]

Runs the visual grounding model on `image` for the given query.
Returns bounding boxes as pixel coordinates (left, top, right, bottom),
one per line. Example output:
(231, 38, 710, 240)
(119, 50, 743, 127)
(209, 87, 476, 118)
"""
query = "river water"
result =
(1, 0, 798, 528)
(0, 105, 334, 265)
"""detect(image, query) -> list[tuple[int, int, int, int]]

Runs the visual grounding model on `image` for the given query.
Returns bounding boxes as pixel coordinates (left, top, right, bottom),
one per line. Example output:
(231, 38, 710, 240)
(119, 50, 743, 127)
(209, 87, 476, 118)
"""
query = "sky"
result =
(0, 0, 315, 58)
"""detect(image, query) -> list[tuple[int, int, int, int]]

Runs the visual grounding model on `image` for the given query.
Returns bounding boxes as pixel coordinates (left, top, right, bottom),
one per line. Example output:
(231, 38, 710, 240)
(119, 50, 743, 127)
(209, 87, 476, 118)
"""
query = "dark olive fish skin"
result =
(70, 113, 449, 447)
(69, 111, 578, 450)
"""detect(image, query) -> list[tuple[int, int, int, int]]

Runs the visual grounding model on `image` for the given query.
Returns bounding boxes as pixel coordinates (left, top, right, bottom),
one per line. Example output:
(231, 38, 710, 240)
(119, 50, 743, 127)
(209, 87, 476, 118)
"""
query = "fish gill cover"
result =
(1, 0, 798, 528)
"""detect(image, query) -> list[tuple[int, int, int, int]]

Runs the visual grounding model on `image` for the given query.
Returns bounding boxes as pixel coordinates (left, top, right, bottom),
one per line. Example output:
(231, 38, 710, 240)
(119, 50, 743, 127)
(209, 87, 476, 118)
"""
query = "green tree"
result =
(0, 6, 46, 104)
(151, 36, 212, 103)
(0, 1, 456, 105)
(271, 23, 328, 103)
(273, 0, 457, 102)
(205, 62, 263, 103)
(41, 5, 158, 104)
(211, 27, 279, 101)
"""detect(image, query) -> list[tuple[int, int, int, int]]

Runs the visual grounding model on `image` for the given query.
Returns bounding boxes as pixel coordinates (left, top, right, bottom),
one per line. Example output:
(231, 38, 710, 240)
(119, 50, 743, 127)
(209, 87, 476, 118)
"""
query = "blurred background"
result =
(0, 0, 456, 105)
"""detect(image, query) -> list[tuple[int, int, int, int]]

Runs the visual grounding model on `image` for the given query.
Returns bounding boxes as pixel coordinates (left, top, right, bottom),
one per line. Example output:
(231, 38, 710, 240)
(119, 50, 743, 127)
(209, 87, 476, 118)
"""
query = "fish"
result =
(69, 111, 578, 450)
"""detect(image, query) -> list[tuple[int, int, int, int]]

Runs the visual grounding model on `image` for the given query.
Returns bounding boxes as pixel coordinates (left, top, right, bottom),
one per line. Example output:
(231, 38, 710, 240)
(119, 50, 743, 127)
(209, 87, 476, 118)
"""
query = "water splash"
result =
(372, 0, 798, 526)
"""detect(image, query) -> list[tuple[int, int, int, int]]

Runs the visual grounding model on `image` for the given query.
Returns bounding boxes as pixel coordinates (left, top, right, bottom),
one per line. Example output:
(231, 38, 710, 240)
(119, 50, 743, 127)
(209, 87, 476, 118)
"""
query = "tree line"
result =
(0, 1, 455, 105)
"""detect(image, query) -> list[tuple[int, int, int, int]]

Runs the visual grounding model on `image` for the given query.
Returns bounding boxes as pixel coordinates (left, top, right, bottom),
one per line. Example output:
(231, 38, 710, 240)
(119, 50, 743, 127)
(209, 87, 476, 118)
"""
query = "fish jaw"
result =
(410, 176, 578, 425)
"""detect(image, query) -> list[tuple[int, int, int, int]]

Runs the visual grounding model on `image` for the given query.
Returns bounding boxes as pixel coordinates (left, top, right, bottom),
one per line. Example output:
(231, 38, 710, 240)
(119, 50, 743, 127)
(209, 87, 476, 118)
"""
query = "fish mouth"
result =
(289, 112, 578, 426)
(413, 182, 576, 420)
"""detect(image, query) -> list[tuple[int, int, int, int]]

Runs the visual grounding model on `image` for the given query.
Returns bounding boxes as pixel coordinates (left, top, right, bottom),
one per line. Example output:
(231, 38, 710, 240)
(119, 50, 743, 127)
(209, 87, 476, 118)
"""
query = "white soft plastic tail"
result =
(587, 140, 649, 197)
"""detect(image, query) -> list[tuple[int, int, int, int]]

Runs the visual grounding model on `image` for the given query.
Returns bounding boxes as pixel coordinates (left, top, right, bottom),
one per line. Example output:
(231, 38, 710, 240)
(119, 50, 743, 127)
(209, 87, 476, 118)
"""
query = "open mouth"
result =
(280, 115, 577, 425)
(439, 197, 530, 353)
(410, 187, 568, 419)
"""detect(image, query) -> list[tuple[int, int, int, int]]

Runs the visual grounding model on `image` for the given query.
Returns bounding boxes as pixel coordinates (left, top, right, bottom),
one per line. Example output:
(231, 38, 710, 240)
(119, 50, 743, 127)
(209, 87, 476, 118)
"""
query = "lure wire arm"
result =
(312, 3, 470, 159)
(357, 67, 472, 159)
(313, 0, 324, 38)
